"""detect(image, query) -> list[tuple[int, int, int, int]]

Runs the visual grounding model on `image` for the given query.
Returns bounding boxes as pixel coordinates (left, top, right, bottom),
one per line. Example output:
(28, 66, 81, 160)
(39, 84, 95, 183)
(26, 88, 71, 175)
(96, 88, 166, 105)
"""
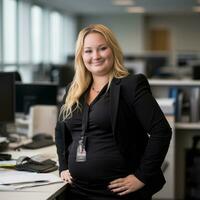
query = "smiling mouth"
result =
(93, 61, 104, 66)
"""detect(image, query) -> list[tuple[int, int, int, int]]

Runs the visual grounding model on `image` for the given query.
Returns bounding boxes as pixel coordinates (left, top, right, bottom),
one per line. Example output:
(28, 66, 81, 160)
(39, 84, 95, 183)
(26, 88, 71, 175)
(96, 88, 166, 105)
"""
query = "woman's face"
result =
(82, 32, 114, 77)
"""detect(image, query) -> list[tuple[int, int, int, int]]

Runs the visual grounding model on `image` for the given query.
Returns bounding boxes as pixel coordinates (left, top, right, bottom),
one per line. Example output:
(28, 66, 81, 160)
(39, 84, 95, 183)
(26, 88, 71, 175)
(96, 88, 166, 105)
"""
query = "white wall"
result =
(145, 14, 200, 64)
(78, 14, 200, 66)
(78, 14, 145, 54)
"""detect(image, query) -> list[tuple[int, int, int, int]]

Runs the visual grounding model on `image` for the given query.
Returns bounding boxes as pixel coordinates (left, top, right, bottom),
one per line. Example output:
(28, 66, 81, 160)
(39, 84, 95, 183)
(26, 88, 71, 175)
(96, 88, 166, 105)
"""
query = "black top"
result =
(66, 85, 129, 182)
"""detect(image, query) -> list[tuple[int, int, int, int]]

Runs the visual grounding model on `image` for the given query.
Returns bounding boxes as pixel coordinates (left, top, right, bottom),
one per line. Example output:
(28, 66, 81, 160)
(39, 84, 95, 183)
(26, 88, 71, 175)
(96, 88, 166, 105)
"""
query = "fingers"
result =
(60, 170, 73, 184)
(108, 175, 145, 196)
(108, 178, 129, 195)
(110, 184, 130, 195)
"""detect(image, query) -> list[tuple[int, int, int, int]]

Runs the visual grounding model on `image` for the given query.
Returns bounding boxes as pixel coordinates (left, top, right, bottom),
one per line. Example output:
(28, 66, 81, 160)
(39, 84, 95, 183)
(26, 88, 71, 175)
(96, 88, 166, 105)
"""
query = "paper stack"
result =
(0, 170, 62, 191)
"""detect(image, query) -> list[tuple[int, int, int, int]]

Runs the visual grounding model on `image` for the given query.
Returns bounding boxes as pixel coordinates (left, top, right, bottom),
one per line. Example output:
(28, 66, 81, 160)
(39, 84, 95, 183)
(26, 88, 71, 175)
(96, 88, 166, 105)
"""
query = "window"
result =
(18, 0, 31, 63)
(42, 9, 50, 63)
(31, 5, 42, 63)
(63, 15, 77, 60)
(0, 0, 2, 63)
(1, 0, 77, 82)
(3, 0, 17, 63)
(50, 12, 62, 64)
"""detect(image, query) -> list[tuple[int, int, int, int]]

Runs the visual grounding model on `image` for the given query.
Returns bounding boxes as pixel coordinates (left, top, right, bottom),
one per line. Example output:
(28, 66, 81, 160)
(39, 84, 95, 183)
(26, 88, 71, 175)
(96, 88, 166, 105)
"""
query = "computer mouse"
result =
(32, 133, 53, 141)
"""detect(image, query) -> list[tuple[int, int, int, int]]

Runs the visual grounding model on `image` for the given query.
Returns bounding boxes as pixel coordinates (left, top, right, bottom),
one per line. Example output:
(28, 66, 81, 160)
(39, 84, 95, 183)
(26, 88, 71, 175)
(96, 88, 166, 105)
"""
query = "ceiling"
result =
(36, 0, 200, 15)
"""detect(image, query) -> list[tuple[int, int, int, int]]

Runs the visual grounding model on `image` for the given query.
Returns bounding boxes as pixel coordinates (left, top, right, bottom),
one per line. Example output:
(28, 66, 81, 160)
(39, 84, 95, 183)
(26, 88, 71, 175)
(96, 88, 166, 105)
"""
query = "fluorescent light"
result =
(193, 6, 200, 12)
(127, 6, 145, 13)
(112, 0, 135, 6)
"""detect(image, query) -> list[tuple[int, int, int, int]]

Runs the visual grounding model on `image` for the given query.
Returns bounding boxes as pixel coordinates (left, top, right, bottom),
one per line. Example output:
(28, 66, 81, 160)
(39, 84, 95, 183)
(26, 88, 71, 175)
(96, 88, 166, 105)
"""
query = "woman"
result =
(55, 24, 172, 200)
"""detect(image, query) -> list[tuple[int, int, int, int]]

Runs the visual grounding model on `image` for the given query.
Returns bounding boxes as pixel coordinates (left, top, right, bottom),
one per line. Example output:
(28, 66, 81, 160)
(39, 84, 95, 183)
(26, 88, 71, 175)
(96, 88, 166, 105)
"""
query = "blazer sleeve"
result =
(55, 121, 71, 173)
(55, 85, 72, 173)
(131, 74, 172, 184)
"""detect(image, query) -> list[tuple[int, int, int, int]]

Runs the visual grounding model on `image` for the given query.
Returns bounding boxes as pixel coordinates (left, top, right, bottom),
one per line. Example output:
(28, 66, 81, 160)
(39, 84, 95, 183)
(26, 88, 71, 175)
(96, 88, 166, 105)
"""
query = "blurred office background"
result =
(1, 0, 200, 199)
(1, 0, 200, 83)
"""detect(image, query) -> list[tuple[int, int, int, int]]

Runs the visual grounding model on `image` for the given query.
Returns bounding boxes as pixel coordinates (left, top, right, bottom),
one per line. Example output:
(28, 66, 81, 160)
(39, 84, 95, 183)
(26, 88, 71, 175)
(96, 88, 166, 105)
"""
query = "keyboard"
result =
(22, 139, 54, 149)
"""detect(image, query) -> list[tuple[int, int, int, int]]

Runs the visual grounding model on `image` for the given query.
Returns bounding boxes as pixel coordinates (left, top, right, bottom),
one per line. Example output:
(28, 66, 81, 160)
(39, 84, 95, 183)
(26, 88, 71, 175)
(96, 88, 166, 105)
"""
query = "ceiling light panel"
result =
(127, 6, 145, 13)
(112, 0, 135, 6)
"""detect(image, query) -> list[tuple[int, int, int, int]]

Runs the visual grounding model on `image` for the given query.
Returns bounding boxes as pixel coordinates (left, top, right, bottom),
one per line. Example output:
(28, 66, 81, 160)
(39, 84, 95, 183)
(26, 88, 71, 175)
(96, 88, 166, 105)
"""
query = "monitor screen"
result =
(145, 55, 168, 77)
(50, 64, 74, 87)
(15, 82, 58, 114)
(177, 54, 198, 67)
(0, 72, 15, 137)
(58, 66, 74, 87)
(0, 72, 15, 123)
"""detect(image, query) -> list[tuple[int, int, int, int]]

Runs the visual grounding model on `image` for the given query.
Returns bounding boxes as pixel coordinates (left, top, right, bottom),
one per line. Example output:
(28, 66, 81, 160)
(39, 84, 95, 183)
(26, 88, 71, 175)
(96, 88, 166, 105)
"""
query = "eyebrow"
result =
(83, 44, 108, 49)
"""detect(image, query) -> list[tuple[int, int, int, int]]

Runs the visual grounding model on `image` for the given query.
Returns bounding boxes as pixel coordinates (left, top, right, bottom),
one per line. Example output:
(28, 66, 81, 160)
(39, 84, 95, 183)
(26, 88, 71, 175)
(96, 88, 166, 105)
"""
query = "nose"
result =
(93, 50, 101, 59)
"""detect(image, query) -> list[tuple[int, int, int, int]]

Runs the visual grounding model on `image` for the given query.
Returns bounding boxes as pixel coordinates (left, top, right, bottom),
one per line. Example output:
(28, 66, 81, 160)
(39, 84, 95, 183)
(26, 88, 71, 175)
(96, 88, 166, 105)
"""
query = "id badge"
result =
(76, 138, 87, 162)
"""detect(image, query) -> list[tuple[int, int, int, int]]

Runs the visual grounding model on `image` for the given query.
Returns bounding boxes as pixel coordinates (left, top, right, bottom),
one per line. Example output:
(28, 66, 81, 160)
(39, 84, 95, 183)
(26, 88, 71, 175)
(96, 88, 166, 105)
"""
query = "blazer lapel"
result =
(110, 78, 121, 135)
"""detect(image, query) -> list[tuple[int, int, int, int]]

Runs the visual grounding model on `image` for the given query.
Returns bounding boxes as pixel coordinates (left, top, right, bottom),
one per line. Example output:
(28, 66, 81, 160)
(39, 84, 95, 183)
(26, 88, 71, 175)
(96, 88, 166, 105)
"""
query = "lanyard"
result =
(80, 105, 89, 139)
(76, 104, 89, 162)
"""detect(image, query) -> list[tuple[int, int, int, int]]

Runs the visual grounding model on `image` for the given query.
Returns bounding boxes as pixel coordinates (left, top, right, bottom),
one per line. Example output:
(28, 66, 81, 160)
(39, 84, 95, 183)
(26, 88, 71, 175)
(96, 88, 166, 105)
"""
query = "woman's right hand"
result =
(60, 169, 73, 184)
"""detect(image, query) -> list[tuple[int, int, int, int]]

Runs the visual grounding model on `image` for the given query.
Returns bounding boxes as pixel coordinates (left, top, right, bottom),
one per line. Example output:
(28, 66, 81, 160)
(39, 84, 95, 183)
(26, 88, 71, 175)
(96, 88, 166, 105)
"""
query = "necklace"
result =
(91, 86, 100, 93)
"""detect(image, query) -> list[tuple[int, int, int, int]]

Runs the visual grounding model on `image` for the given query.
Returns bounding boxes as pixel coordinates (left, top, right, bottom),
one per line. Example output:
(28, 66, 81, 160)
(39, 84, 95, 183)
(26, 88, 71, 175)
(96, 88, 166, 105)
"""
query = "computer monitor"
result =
(58, 66, 74, 87)
(15, 82, 58, 115)
(50, 64, 74, 87)
(0, 72, 15, 136)
(177, 54, 198, 67)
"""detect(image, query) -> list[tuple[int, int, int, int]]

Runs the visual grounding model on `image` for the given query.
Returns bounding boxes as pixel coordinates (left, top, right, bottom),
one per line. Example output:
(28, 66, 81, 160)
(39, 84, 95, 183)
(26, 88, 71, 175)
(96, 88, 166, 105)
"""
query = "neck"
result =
(92, 76, 109, 87)
(91, 77, 109, 94)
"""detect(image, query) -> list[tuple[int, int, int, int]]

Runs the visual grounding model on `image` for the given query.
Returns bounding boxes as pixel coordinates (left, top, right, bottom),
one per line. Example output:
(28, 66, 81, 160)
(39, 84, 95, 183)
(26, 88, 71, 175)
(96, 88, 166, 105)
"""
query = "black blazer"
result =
(55, 74, 172, 198)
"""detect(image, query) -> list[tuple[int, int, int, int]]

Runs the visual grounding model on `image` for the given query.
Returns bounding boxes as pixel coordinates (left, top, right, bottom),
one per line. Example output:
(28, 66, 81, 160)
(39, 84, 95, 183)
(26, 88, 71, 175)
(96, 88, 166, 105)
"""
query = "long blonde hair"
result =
(60, 24, 129, 119)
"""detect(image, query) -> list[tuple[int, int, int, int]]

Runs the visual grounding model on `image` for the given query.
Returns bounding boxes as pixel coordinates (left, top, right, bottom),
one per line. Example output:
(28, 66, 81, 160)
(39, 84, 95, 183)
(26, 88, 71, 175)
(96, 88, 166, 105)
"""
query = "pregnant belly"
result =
(68, 155, 128, 182)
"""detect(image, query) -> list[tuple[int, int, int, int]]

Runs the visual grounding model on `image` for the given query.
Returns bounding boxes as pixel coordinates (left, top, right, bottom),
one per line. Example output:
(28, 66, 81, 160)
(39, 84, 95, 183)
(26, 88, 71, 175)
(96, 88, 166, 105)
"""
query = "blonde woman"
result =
(55, 24, 172, 200)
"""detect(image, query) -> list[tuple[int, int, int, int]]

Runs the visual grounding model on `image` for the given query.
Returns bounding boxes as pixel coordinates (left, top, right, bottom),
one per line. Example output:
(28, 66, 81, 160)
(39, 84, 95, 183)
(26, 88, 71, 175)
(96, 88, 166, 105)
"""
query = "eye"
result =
(100, 46, 107, 51)
(84, 49, 92, 53)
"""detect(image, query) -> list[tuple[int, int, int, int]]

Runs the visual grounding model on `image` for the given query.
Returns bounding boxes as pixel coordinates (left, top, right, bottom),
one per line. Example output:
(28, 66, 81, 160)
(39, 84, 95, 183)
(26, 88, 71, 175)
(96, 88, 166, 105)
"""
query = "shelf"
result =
(149, 79, 200, 87)
(175, 122, 200, 130)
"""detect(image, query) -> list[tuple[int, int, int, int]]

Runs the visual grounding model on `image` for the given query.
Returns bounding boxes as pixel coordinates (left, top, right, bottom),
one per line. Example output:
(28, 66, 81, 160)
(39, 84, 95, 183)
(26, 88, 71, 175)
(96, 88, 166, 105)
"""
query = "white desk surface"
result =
(0, 182, 67, 200)
(0, 145, 67, 200)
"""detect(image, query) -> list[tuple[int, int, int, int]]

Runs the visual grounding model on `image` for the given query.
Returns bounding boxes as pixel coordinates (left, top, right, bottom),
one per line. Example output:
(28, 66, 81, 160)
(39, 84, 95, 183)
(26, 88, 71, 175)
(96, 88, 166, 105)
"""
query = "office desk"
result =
(0, 145, 67, 200)
(0, 182, 67, 200)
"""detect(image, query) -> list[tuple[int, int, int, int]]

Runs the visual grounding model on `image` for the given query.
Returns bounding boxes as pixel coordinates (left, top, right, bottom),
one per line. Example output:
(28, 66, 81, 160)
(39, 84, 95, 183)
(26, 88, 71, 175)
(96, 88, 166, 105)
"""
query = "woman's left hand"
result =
(108, 174, 145, 196)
